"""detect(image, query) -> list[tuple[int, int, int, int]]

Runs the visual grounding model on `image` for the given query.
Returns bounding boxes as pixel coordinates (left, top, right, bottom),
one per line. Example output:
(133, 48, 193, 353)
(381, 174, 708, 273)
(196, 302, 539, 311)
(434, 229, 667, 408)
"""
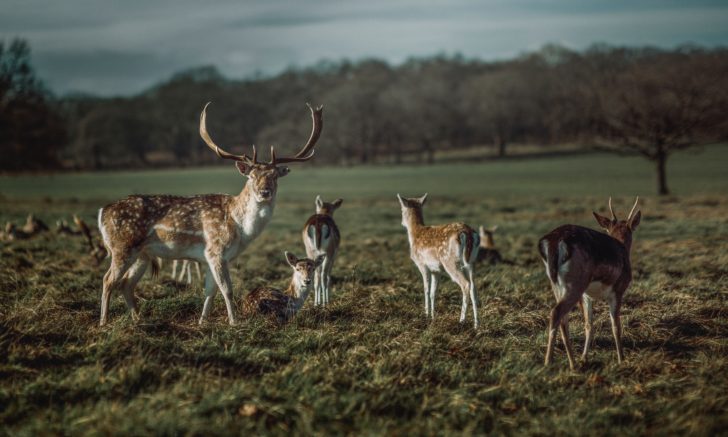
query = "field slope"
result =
(1, 148, 727, 435)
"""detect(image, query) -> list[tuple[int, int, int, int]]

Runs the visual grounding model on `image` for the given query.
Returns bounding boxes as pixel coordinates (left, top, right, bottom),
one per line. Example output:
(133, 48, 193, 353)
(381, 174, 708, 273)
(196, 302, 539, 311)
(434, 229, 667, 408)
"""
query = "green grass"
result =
(1, 147, 727, 435)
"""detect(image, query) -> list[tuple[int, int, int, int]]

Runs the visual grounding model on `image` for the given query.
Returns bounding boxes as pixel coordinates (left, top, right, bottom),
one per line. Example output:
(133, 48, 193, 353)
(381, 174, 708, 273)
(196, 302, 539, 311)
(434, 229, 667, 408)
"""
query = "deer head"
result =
(315, 195, 343, 216)
(285, 251, 326, 298)
(397, 193, 428, 227)
(478, 225, 498, 248)
(593, 197, 642, 249)
(200, 102, 323, 202)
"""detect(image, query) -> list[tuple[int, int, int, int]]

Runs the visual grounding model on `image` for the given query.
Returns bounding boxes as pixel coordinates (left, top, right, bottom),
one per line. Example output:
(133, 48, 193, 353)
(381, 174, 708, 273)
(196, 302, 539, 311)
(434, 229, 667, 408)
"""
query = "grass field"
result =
(1, 147, 727, 435)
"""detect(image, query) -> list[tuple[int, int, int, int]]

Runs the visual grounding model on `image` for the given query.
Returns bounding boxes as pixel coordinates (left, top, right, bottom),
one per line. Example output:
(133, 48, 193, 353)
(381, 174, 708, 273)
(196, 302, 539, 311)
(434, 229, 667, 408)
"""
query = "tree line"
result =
(1, 39, 727, 194)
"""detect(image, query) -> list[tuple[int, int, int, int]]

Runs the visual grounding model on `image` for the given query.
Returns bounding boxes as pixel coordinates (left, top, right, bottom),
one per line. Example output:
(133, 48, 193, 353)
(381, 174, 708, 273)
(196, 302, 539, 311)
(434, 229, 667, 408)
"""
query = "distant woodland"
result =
(1, 39, 727, 193)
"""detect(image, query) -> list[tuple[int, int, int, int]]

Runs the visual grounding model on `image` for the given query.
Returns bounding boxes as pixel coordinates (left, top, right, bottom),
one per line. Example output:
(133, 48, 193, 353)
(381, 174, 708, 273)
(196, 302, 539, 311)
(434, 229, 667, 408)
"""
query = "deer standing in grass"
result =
(397, 194, 481, 328)
(302, 195, 342, 306)
(538, 197, 641, 369)
(97, 102, 323, 326)
(242, 252, 325, 322)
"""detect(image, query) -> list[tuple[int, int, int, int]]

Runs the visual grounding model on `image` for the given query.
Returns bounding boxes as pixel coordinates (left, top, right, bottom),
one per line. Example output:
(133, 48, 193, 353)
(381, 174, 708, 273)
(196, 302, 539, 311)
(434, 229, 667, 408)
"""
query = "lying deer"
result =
(22, 214, 49, 234)
(302, 195, 342, 306)
(477, 225, 503, 265)
(97, 102, 323, 326)
(538, 197, 641, 369)
(397, 194, 481, 328)
(242, 252, 325, 322)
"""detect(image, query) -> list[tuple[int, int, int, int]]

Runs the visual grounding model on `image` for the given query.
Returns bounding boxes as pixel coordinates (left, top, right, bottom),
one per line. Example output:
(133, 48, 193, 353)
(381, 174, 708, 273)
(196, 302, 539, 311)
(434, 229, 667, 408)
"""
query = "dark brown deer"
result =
(302, 195, 342, 306)
(538, 197, 641, 369)
(97, 103, 323, 326)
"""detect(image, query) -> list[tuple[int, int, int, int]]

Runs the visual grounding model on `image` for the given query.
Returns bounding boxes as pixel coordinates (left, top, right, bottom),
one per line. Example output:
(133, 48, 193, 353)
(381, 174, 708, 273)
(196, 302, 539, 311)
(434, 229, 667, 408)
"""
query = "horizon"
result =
(2, 0, 728, 97)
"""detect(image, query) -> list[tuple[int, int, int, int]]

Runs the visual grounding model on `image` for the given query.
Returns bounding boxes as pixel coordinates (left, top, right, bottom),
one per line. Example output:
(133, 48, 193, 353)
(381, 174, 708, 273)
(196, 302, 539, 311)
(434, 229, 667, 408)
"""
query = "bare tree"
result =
(591, 48, 728, 195)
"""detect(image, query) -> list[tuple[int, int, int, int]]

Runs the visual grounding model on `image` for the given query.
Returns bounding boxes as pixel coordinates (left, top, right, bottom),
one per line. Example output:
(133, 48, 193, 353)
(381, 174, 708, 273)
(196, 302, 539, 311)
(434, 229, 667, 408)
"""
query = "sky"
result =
(2, 0, 728, 96)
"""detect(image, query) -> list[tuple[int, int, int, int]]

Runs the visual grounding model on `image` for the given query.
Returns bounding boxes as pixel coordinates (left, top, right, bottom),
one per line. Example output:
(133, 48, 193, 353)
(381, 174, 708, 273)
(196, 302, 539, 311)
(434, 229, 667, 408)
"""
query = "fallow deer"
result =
(97, 102, 323, 326)
(477, 225, 503, 265)
(538, 197, 641, 369)
(22, 214, 49, 235)
(242, 252, 325, 323)
(397, 194, 481, 328)
(302, 195, 342, 306)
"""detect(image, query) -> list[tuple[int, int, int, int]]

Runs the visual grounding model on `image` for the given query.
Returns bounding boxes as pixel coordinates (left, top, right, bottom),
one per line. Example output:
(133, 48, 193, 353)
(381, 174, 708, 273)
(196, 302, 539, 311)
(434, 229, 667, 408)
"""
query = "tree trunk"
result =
(498, 140, 506, 158)
(656, 151, 669, 195)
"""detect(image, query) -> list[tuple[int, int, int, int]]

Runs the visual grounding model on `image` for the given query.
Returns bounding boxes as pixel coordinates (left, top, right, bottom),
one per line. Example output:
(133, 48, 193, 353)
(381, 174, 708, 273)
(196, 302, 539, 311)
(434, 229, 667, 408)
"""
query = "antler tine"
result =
(272, 103, 324, 164)
(628, 196, 640, 220)
(199, 102, 255, 163)
(608, 197, 617, 221)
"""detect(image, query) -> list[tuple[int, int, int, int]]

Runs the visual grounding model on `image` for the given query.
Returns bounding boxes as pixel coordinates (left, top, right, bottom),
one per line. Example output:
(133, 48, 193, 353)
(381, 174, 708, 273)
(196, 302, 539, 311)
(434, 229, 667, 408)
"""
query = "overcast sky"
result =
(2, 0, 727, 96)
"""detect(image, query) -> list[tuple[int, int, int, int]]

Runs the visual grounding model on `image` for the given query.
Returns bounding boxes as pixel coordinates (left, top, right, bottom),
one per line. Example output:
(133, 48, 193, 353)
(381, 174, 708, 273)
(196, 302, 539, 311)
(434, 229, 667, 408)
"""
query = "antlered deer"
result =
(97, 102, 323, 326)
(242, 251, 325, 322)
(397, 194, 481, 328)
(302, 195, 342, 306)
(538, 197, 641, 369)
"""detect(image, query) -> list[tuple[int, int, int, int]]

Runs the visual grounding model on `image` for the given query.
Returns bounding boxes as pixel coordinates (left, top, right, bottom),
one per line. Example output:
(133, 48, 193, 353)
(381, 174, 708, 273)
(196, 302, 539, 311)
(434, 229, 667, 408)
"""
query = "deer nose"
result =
(260, 189, 271, 198)
(304, 278, 312, 285)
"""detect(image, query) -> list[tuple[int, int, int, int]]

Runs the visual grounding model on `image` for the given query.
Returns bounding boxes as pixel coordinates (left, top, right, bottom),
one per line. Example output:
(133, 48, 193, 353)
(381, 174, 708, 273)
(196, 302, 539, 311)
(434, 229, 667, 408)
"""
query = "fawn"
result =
(242, 252, 325, 322)
(538, 197, 641, 369)
(477, 225, 503, 265)
(302, 195, 342, 306)
(397, 194, 481, 328)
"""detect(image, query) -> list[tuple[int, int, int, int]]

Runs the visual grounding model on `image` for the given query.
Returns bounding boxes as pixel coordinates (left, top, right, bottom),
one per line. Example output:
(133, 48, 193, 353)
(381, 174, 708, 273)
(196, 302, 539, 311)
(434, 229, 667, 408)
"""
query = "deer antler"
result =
(608, 197, 617, 221)
(627, 197, 640, 220)
(269, 103, 324, 165)
(199, 102, 258, 164)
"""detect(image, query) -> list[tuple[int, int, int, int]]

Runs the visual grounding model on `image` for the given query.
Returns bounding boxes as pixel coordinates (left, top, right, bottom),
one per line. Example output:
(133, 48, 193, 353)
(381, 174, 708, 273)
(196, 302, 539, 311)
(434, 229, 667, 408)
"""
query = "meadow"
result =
(1, 147, 727, 435)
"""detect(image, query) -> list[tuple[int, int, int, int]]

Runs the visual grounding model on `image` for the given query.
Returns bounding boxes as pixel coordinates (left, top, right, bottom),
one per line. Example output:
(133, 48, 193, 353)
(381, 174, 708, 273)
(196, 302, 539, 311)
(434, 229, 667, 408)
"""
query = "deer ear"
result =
(315, 254, 326, 267)
(277, 166, 290, 177)
(629, 210, 641, 230)
(490, 225, 498, 232)
(419, 193, 428, 204)
(235, 161, 251, 176)
(284, 251, 298, 267)
(478, 225, 485, 235)
(593, 212, 613, 230)
(397, 194, 406, 207)
(332, 198, 343, 209)
(315, 195, 323, 209)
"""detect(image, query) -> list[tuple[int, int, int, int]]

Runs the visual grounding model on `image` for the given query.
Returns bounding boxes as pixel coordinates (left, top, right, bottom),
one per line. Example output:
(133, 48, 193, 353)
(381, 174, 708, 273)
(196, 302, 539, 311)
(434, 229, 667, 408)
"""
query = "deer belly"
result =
(584, 282, 614, 301)
(144, 239, 207, 262)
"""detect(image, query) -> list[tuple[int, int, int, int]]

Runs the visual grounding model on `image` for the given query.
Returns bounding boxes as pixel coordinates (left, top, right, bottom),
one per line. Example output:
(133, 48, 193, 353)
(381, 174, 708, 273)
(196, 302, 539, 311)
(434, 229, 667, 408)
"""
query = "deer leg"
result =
(194, 262, 202, 283)
(608, 294, 624, 363)
(559, 313, 576, 370)
(100, 252, 137, 326)
(323, 255, 333, 305)
(581, 295, 594, 360)
(185, 260, 192, 284)
(205, 255, 236, 326)
(171, 260, 178, 280)
(443, 262, 469, 324)
(120, 257, 149, 321)
(199, 265, 217, 325)
(466, 266, 479, 329)
(545, 289, 580, 368)
(418, 266, 431, 316)
(428, 272, 438, 320)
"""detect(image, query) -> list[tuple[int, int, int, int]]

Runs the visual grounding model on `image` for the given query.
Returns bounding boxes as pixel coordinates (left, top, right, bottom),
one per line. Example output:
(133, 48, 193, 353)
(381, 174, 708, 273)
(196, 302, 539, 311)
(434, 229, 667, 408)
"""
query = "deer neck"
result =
(403, 211, 425, 246)
(231, 183, 275, 239)
(286, 279, 311, 313)
(481, 235, 494, 249)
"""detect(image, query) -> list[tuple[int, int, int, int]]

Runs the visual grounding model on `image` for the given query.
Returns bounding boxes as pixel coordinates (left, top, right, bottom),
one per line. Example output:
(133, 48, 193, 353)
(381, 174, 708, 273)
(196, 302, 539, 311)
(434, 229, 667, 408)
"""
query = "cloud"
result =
(1, 0, 727, 95)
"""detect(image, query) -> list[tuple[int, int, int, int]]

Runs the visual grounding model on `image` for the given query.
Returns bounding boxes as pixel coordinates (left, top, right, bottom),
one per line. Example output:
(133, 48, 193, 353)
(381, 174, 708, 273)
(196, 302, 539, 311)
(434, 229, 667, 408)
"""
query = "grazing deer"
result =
(242, 252, 325, 322)
(538, 197, 641, 369)
(302, 195, 342, 306)
(397, 194, 481, 328)
(97, 102, 323, 326)
(477, 225, 503, 265)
